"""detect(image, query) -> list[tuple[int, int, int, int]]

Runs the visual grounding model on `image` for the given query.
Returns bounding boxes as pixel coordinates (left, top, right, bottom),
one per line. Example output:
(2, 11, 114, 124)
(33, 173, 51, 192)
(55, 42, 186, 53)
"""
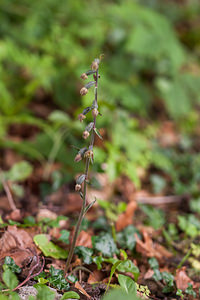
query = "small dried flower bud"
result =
(80, 87, 88, 96)
(92, 108, 99, 118)
(74, 153, 82, 162)
(84, 150, 94, 159)
(83, 130, 90, 139)
(80, 73, 88, 80)
(75, 184, 81, 191)
(78, 113, 86, 122)
(91, 61, 99, 71)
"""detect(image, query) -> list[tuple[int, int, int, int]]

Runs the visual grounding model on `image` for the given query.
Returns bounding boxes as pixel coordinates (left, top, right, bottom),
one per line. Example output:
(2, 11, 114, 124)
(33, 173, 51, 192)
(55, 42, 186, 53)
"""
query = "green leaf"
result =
(2, 269, 18, 289)
(5, 161, 33, 182)
(34, 234, 68, 259)
(103, 289, 141, 300)
(4, 257, 21, 274)
(93, 256, 104, 270)
(74, 246, 93, 264)
(0, 293, 9, 299)
(48, 266, 70, 291)
(92, 233, 118, 257)
(60, 291, 80, 299)
(48, 111, 70, 125)
(59, 230, 70, 244)
(94, 128, 103, 140)
(28, 296, 36, 300)
(107, 261, 122, 292)
(118, 274, 136, 295)
(9, 292, 20, 300)
(34, 284, 55, 300)
(116, 260, 139, 281)
(116, 225, 140, 251)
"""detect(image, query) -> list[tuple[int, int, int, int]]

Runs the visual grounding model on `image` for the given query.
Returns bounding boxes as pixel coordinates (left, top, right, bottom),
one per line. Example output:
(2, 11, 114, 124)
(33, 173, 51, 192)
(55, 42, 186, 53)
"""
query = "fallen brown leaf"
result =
(75, 230, 92, 248)
(0, 225, 38, 266)
(175, 267, 195, 291)
(116, 200, 137, 231)
(135, 230, 172, 261)
(88, 270, 104, 284)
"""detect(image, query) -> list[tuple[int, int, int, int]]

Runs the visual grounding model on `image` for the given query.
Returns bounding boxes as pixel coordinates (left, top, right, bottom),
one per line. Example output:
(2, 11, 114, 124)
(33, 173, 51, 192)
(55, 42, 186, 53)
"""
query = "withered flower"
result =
(91, 61, 99, 71)
(83, 130, 90, 139)
(78, 113, 86, 122)
(84, 149, 94, 159)
(75, 184, 81, 191)
(80, 87, 88, 96)
(92, 108, 99, 118)
(80, 73, 88, 80)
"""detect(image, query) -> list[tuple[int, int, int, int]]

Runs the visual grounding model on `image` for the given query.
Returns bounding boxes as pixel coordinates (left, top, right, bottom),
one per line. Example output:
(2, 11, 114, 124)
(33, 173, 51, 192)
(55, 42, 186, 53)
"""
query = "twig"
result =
(1, 172, 17, 211)
(12, 256, 45, 291)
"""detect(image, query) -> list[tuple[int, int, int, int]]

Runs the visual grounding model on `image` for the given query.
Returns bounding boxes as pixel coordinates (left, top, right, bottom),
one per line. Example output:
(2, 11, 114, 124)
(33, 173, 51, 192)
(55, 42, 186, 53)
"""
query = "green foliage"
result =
(92, 233, 118, 257)
(3, 257, 21, 274)
(60, 292, 80, 299)
(178, 215, 200, 238)
(48, 266, 70, 291)
(74, 246, 93, 264)
(34, 284, 55, 300)
(140, 205, 165, 230)
(33, 234, 68, 259)
(58, 230, 70, 244)
(116, 225, 140, 251)
(0, 0, 200, 188)
(103, 289, 141, 300)
(118, 274, 136, 295)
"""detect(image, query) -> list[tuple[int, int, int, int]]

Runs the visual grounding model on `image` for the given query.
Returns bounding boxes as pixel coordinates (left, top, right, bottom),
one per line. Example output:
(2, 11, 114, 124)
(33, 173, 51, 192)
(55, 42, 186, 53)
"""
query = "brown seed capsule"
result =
(74, 153, 82, 162)
(84, 150, 94, 159)
(83, 130, 90, 139)
(80, 73, 88, 80)
(75, 184, 81, 191)
(78, 113, 86, 122)
(92, 108, 99, 118)
(91, 61, 99, 71)
(80, 87, 88, 96)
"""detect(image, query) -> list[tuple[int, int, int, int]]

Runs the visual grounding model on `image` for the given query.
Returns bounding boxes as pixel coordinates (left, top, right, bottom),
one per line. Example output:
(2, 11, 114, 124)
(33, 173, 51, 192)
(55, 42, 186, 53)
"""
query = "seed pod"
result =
(80, 73, 88, 80)
(80, 87, 88, 96)
(83, 130, 90, 139)
(92, 108, 99, 118)
(75, 184, 81, 191)
(78, 113, 86, 122)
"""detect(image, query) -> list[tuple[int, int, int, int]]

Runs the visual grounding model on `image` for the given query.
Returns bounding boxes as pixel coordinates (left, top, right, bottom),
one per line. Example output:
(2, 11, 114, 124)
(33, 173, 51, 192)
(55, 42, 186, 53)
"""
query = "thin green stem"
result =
(64, 67, 99, 276)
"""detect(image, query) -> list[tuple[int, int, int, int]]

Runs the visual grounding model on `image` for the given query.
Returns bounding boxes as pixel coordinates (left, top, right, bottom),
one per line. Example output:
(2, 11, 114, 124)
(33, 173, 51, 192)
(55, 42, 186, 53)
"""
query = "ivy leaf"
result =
(4, 257, 21, 274)
(2, 269, 18, 289)
(34, 284, 55, 300)
(34, 234, 68, 259)
(117, 260, 139, 281)
(61, 291, 80, 299)
(59, 230, 70, 244)
(118, 274, 136, 295)
(116, 225, 140, 251)
(75, 246, 93, 264)
(48, 266, 70, 291)
(92, 233, 118, 257)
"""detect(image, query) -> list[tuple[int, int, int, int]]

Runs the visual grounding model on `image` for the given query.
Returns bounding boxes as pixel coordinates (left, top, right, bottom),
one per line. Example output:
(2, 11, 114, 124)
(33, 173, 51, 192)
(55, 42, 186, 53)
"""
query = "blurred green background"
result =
(1, 0, 200, 196)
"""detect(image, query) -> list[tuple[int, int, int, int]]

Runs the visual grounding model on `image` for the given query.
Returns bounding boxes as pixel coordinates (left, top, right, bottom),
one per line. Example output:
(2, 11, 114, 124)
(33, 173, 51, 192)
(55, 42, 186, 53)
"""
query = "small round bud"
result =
(91, 61, 99, 71)
(78, 113, 86, 122)
(83, 130, 90, 139)
(84, 150, 94, 159)
(74, 153, 82, 162)
(92, 108, 99, 118)
(80, 73, 88, 80)
(80, 87, 88, 96)
(75, 184, 81, 191)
